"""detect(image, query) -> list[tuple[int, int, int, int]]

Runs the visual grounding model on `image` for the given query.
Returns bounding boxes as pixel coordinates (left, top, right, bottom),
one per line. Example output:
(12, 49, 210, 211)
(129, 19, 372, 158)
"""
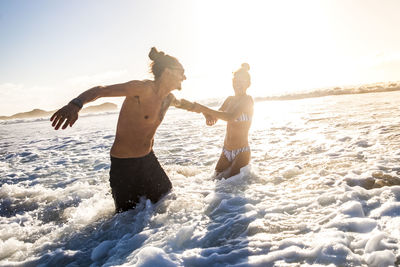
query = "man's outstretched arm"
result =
(50, 81, 145, 130)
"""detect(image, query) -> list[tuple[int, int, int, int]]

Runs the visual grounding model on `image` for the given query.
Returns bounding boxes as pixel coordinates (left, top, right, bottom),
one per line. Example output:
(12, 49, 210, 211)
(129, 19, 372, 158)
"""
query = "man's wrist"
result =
(69, 98, 83, 110)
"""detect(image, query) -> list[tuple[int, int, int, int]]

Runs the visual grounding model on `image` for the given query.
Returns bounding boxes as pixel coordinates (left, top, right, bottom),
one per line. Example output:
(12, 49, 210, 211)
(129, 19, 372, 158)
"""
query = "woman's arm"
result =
(205, 97, 231, 125)
(193, 97, 250, 122)
(207, 97, 233, 124)
(193, 104, 236, 121)
(218, 97, 231, 111)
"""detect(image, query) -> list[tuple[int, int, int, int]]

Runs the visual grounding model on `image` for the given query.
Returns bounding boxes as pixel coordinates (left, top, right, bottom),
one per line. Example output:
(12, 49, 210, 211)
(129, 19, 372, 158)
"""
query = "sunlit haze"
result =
(1, 0, 400, 116)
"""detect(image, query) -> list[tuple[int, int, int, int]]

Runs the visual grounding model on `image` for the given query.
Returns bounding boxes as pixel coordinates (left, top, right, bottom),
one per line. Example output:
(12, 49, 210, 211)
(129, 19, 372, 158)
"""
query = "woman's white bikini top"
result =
(235, 113, 252, 122)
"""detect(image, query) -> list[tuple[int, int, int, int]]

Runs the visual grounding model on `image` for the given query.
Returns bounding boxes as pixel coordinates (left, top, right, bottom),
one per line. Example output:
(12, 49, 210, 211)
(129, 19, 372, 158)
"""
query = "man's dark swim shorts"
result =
(109, 151, 172, 213)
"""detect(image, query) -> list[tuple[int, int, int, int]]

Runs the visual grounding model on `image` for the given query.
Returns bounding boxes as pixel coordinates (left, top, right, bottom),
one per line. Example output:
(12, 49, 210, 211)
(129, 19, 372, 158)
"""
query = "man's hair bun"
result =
(149, 47, 165, 61)
(148, 47, 181, 79)
(241, 63, 250, 71)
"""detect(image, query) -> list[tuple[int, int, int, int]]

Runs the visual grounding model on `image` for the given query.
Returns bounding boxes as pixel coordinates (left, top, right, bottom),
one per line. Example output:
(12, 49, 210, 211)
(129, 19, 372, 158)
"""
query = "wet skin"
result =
(50, 66, 191, 158)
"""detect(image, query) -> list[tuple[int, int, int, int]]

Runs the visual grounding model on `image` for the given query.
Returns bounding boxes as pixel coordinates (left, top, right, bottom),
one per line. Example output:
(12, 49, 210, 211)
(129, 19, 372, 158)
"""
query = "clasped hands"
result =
(177, 99, 216, 126)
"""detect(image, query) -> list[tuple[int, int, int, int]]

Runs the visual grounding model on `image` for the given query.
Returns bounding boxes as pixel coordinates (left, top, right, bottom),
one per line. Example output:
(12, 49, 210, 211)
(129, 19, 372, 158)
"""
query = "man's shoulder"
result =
(163, 93, 175, 106)
(125, 80, 153, 96)
(166, 92, 175, 99)
(126, 79, 152, 88)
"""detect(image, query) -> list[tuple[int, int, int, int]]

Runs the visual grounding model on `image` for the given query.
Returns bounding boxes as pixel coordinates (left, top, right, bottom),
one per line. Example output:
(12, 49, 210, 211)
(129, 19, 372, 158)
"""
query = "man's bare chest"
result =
(124, 94, 172, 123)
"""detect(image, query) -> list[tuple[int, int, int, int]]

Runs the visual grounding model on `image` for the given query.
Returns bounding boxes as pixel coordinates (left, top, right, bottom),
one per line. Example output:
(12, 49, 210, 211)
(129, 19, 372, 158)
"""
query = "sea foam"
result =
(1, 91, 400, 266)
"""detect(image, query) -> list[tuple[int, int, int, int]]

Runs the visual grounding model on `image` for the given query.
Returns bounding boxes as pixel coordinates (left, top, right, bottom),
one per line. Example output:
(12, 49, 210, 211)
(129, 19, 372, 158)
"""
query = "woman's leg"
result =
(215, 151, 231, 174)
(228, 150, 251, 177)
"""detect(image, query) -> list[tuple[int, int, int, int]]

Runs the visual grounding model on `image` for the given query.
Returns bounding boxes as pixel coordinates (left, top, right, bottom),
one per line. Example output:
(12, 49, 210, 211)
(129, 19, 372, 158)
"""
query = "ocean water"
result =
(1, 91, 400, 267)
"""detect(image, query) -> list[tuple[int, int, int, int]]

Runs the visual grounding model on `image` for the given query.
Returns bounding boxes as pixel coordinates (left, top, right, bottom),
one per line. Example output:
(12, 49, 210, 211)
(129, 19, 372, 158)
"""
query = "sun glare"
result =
(190, 0, 367, 99)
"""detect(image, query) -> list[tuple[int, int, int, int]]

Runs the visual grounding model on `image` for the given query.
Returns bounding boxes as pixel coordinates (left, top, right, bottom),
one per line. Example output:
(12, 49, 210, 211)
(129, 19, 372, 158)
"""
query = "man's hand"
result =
(204, 114, 217, 126)
(50, 103, 80, 130)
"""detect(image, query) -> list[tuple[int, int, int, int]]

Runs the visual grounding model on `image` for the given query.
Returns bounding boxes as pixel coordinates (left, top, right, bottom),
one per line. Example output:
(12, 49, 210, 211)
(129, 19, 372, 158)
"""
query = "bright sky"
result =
(1, 0, 400, 116)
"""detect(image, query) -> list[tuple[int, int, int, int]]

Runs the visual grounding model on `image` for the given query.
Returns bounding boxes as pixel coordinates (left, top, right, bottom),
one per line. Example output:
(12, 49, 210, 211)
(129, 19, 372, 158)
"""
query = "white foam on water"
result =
(1, 92, 400, 266)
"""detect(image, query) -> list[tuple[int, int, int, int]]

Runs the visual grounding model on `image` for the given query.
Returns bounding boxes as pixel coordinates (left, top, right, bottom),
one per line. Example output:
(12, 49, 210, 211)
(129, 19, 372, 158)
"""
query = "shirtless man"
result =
(50, 47, 197, 212)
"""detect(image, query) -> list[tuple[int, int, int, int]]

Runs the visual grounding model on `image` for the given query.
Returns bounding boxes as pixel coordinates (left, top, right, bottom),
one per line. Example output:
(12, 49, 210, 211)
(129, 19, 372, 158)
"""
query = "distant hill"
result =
(0, 102, 118, 120)
(254, 82, 400, 102)
(80, 102, 118, 114)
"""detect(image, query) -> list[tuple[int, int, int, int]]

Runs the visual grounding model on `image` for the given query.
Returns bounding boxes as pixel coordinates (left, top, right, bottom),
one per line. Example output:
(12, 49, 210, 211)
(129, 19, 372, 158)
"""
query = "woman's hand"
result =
(204, 114, 217, 126)
(50, 103, 80, 130)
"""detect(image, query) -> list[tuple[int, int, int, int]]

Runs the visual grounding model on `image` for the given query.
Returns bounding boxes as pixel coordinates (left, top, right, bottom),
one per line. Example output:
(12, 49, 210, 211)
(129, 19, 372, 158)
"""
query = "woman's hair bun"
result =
(241, 63, 250, 71)
(149, 47, 165, 60)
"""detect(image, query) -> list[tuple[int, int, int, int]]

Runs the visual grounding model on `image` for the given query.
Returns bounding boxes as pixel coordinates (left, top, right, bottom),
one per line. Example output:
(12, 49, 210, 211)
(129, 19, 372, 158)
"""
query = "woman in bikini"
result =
(192, 63, 254, 178)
